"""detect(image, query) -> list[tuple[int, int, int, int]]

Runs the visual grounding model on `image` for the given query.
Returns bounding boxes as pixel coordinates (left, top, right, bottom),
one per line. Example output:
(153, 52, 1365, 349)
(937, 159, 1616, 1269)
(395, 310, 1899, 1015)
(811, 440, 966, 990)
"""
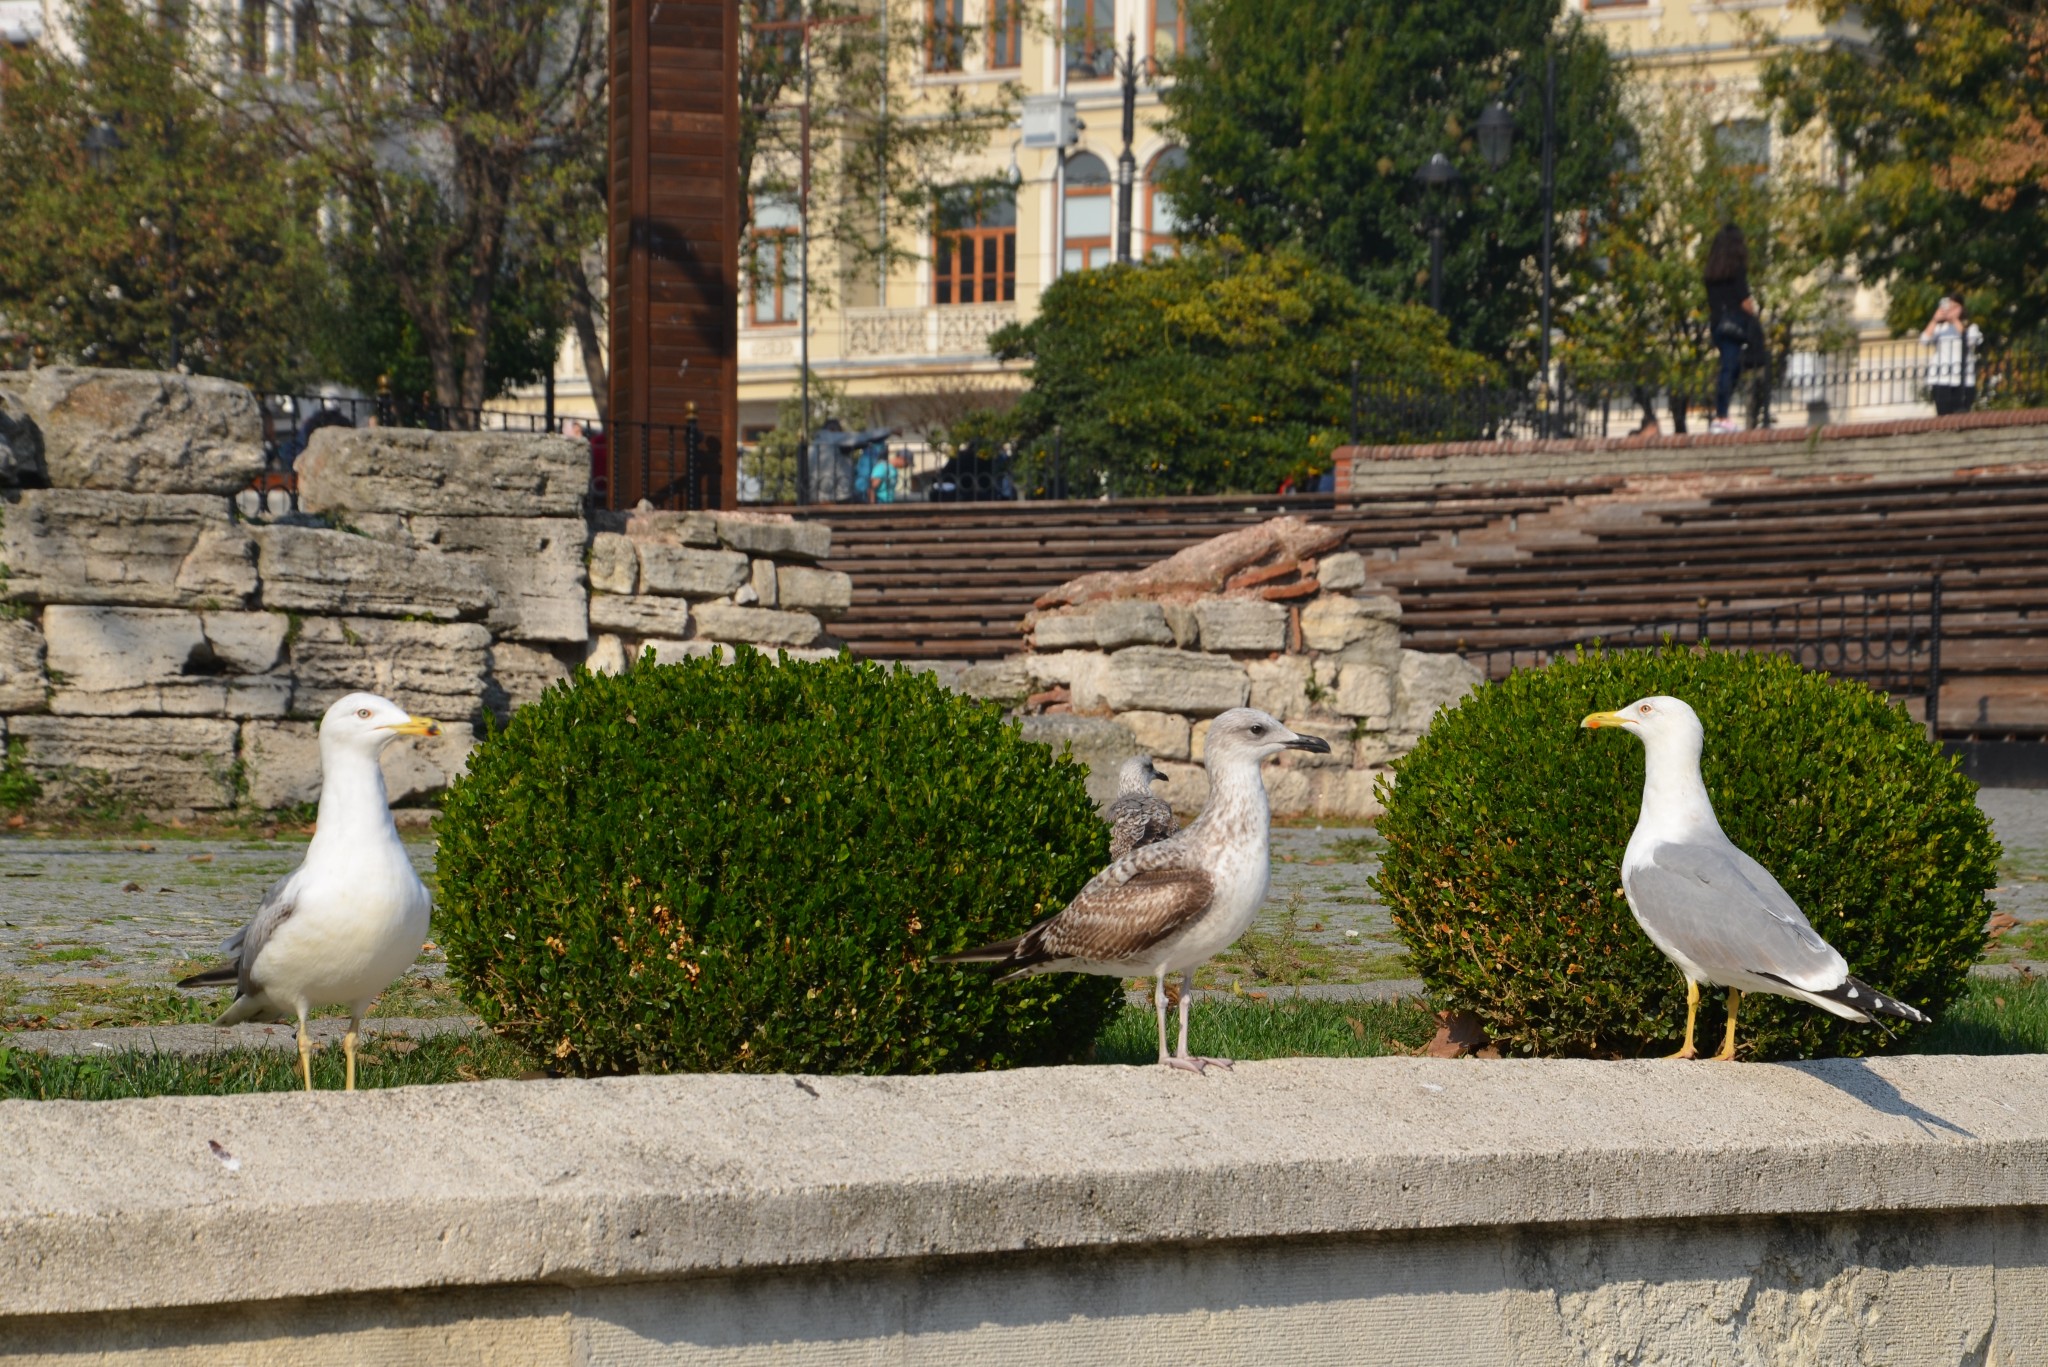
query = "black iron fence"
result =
(255, 395, 716, 512)
(1465, 579, 1944, 728)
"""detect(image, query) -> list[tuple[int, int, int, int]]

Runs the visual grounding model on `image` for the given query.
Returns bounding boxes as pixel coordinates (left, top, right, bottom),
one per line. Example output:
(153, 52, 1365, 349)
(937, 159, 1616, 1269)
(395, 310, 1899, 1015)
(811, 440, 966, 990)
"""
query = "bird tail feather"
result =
(1766, 972, 1931, 1026)
(935, 937, 1022, 965)
(176, 963, 238, 989)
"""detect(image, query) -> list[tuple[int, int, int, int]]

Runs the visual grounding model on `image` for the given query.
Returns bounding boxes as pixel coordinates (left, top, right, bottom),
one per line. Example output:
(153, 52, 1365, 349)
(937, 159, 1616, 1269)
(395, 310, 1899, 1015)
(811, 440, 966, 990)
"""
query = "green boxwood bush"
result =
(435, 649, 1118, 1075)
(1374, 646, 2001, 1060)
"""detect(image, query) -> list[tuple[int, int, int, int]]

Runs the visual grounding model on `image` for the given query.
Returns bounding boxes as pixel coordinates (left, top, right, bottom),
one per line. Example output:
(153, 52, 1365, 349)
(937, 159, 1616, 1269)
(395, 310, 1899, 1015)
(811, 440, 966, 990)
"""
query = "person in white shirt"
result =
(1921, 296, 1984, 416)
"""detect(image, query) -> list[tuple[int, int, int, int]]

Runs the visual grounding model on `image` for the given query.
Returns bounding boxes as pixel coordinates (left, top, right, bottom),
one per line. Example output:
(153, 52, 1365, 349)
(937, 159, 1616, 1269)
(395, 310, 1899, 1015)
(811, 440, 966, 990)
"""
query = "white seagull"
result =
(1583, 693, 1931, 1060)
(1104, 754, 1177, 860)
(940, 708, 1330, 1073)
(179, 692, 440, 1090)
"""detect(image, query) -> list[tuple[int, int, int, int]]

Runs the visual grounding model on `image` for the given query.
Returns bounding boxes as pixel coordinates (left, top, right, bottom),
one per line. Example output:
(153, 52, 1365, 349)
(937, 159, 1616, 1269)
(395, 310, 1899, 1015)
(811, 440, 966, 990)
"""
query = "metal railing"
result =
(1348, 337, 2048, 446)
(1465, 578, 1944, 729)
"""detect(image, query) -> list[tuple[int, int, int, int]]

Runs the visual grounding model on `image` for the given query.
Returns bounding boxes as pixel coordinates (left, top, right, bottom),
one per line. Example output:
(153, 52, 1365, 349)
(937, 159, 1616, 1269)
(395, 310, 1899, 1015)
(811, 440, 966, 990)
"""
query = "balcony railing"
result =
(841, 304, 1017, 359)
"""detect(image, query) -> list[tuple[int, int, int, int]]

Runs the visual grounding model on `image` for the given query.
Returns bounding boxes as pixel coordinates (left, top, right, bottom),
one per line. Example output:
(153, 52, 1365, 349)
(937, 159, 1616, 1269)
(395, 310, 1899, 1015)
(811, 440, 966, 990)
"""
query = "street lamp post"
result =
(1413, 152, 1460, 314)
(1076, 33, 1156, 265)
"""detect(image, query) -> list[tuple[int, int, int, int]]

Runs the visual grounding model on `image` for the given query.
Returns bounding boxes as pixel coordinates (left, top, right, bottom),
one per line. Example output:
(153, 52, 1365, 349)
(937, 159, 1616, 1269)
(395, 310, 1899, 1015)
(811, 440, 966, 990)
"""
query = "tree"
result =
(1761, 2, 2048, 335)
(1158, 0, 1631, 360)
(988, 241, 1495, 496)
(237, 0, 604, 415)
(1556, 80, 1850, 430)
(0, 0, 327, 387)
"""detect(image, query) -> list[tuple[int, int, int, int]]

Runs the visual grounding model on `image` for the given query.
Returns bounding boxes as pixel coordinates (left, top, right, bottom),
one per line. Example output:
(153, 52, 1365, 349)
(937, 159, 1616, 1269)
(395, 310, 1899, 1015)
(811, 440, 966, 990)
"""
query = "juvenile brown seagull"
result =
(1583, 693, 1931, 1060)
(940, 708, 1330, 1073)
(1105, 754, 1177, 860)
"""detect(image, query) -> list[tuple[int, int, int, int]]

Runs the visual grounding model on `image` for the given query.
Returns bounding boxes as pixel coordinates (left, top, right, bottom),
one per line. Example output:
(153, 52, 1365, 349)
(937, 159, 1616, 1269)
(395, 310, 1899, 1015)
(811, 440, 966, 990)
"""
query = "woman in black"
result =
(1702, 224, 1758, 433)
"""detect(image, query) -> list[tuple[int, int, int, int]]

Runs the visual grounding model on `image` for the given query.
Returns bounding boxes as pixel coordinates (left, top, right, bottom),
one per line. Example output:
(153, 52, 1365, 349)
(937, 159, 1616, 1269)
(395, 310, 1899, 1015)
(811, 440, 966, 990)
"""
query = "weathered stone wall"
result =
(0, 369, 849, 813)
(953, 517, 1482, 820)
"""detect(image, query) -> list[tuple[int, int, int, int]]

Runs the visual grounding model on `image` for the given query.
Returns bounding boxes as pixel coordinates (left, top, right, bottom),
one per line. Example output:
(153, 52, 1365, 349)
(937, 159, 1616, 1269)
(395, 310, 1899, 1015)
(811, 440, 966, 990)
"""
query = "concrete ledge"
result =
(5, 1055, 2048, 1362)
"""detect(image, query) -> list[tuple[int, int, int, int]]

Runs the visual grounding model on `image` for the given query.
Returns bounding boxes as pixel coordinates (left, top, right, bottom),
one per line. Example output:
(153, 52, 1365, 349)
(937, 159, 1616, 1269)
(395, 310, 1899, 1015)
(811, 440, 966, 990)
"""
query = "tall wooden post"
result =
(609, 0, 741, 509)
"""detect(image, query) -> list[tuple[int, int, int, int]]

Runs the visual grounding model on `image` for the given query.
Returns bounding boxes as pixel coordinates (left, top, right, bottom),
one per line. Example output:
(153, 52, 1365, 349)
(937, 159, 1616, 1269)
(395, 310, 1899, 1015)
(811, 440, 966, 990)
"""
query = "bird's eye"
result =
(1639, 704, 1653, 714)
(356, 708, 373, 719)
(1250, 724, 1266, 736)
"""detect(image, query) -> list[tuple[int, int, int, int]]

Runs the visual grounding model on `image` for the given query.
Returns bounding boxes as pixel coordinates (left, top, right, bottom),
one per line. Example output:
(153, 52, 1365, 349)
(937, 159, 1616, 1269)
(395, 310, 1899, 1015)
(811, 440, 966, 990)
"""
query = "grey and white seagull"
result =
(1105, 754, 1177, 860)
(178, 692, 440, 1091)
(1583, 693, 1931, 1060)
(940, 708, 1330, 1073)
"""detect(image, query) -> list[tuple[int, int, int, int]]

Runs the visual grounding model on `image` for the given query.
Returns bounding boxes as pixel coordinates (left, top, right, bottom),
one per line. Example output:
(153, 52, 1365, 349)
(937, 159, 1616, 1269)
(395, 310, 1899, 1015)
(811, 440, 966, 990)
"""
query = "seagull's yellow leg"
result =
(295, 1005, 314, 1092)
(344, 1015, 360, 1092)
(1710, 988, 1742, 1062)
(1666, 979, 1701, 1059)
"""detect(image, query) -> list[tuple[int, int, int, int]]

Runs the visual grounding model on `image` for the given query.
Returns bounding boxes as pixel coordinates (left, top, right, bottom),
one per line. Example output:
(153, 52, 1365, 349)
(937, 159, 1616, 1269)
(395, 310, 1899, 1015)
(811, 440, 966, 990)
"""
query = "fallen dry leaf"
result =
(1989, 911, 2021, 936)
(1424, 1009, 1492, 1059)
(187, 853, 214, 865)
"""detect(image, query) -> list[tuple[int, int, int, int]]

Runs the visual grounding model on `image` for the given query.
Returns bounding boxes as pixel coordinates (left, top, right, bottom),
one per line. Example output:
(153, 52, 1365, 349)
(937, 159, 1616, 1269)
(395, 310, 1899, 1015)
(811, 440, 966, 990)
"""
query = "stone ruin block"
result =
(409, 515, 590, 644)
(297, 427, 591, 518)
(1193, 598, 1288, 654)
(588, 594, 692, 639)
(1116, 709, 1191, 762)
(254, 525, 493, 621)
(1016, 713, 1141, 807)
(4, 367, 264, 495)
(587, 531, 640, 596)
(1318, 551, 1367, 593)
(1099, 646, 1249, 717)
(0, 488, 256, 608)
(8, 715, 240, 810)
(0, 387, 46, 488)
(776, 564, 852, 621)
(1394, 650, 1484, 733)
(692, 603, 823, 648)
(713, 511, 831, 561)
(1301, 595, 1401, 657)
(636, 544, 751, 600)
(40, 605, 291, 718)
(1335, 662, 1395, 727)
(0, 617, 47, 712)
(285, 617, 491, 723)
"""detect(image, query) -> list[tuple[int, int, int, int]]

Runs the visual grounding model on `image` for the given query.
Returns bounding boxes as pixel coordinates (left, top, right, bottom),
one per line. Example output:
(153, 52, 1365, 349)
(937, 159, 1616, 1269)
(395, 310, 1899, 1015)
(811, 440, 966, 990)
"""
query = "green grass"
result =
(0, 971, 469, 1031)
(1913, 976, 2048, 1054)
(0, 1033, 538, 1101)
(1093, 996, 1436, 1065)
(23, 946, 106, 964)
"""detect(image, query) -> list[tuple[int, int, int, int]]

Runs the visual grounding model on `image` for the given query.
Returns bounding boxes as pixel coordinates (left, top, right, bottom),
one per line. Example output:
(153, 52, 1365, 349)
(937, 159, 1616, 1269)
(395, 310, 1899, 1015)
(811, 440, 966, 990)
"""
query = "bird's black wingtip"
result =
(1823, 975, 1932, 1026)
(175, 964, 238, 989)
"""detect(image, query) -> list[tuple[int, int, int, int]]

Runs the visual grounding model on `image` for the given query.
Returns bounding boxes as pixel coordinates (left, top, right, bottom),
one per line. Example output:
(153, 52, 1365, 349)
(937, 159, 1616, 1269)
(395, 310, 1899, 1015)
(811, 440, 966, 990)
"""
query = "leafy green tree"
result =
(988, 241, 1495, 496)
(0, 0, 326, 387)
(1557, 85, 1850, 430)
(1158, 0, 1631, 359)
(1762, 1, 2048, 335)
(236, 0, 603, 415)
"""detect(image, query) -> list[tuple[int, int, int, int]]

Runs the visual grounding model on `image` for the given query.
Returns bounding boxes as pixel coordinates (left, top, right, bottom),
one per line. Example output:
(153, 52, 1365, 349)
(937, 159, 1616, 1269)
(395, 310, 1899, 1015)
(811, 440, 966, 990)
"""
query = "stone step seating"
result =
(1368, 469, 2048, 734)
(797, 486, 1603, 659)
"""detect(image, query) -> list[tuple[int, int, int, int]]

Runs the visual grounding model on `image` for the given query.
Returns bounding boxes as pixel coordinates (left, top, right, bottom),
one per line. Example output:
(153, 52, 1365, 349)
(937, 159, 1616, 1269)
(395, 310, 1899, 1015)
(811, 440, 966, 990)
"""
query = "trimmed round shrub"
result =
(435, 649, 1118, 1075)
(1374, 646, 2000, 1060)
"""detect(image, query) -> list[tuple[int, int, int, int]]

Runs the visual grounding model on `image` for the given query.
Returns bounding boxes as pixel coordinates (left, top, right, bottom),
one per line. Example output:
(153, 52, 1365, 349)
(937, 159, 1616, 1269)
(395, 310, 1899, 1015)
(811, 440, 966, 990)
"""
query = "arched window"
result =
(749, 197, 801, 326)
(1063, 152, 1113, 273)
(1145, 148, 1188, 257)
(1064, 0, 1113, 78)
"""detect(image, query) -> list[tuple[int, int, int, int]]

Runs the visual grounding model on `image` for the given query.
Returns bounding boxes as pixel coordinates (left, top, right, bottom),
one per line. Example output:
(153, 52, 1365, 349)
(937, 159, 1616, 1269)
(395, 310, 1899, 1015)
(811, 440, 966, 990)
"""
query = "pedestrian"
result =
(1703, 224, 1759, 434)
(1921, 295, 1983, 417)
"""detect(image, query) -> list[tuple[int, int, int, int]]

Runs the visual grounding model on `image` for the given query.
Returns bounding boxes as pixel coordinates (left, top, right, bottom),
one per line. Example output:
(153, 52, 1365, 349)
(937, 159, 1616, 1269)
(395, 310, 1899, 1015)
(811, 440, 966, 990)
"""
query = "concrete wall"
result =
(3, 1054, 2047, 1364)
(1336, 407, 2048, 494)
(0, 368, 850, 813)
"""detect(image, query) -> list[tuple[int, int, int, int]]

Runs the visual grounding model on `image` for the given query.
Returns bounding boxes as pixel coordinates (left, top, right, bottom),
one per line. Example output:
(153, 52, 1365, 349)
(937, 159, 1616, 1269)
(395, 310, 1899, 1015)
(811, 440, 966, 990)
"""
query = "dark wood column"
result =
(608, 0, 740, 510)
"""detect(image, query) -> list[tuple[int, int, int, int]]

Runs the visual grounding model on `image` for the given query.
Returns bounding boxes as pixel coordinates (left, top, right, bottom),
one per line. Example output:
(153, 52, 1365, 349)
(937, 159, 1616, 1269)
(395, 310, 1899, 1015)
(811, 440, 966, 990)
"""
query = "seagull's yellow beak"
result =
(386, 715, 441, 737)
(1581, 709, 1629, 730)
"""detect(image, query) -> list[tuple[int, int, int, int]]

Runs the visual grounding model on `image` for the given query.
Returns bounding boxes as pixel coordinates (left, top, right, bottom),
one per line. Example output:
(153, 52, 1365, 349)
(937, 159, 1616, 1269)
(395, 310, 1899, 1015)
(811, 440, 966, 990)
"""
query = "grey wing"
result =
(1022, 867, 1216, 968)
(1625, 841, 1848, 990)
(231, 870, 301, 999)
